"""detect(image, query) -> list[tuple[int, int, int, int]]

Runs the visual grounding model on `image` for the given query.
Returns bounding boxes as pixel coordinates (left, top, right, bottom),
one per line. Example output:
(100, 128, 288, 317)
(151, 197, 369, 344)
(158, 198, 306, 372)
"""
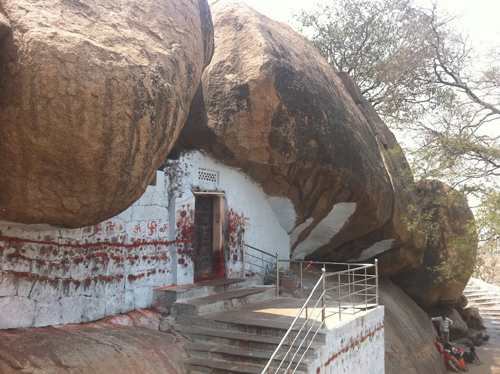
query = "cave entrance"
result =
(193, 193, 225, 282)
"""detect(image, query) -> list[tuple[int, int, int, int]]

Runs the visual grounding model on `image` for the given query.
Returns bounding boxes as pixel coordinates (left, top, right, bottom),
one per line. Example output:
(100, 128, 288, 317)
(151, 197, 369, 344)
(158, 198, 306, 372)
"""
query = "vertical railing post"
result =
(262, 251, 265, 279)
(375, 259, 379, 306)
(305, 306, 309, 347)
(276, 253, 280, 298)
(242, 241, 246, 278)
(321, 268, 326, 322)
(364, 266, 368, 310)
(347, 264, 351, 307)
(352, 267, 356, 314)
(300, 262, 303, 299)
(338, 272, 342, 322)
(288, 333, 292, 374)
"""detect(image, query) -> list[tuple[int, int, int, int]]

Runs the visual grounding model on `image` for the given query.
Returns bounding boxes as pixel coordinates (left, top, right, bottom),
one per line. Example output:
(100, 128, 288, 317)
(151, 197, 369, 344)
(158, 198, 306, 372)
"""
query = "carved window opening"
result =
(198, 169, 219, 185)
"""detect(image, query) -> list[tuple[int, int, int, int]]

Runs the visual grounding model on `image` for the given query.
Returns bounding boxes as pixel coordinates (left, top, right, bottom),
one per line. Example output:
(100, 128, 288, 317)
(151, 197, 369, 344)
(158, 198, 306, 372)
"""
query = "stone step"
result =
(480, 312, 500, 317)
(186, 358, 262, 374)
(179, 325, 320, 357)
(185, 358, 307, 374)
(185, 342, 312, 371)
(467, 296, 500, 302)
(468, 301, 500, 307)
(171, 287, 275, 316)
(477, 306, 500, 311)
(485, 327, 500, 333)
(153, 277, 262, 313)
(466, 293, 499, 299)
(482, 316, 500, 322)
(177, 313, 327, 343)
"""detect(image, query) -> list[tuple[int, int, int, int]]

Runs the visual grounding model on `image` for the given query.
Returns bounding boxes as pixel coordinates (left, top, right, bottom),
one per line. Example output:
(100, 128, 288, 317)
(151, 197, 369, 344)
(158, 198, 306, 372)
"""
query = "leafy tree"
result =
(294, 0, 500, 266)
(293, 0, 454, 124)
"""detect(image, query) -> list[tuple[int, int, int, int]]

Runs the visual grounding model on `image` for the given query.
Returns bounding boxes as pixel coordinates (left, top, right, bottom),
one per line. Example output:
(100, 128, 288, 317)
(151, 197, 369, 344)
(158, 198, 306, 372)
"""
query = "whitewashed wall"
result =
(0, 172, 172, 329)
(0, 150, 292, 329)
(165, 150, 290, 279)
(312, 307, 385, 374)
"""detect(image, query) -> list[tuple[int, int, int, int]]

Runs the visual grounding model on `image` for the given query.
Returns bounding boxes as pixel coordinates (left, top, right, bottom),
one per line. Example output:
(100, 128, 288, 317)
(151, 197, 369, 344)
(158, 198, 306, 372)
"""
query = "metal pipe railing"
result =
(242, 243, 380, 374)
(262, 270, 326, 374)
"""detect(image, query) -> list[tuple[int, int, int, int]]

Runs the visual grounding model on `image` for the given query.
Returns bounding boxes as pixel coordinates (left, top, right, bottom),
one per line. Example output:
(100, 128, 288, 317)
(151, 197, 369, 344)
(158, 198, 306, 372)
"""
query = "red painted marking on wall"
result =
(228, 209, 249, 266)
(147, 221, 158, 236)
(0, 236, 193, 249)
(134, 223, 142, 234)
(10, 271, 36, 279)
(106, 221, 115, 233)
(317, 324, 384, 372)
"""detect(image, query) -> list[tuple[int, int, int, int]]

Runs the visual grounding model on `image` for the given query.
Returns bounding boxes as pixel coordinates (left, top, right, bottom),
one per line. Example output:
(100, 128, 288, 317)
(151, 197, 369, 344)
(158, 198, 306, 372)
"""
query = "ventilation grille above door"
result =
(198, 169, 219, 186)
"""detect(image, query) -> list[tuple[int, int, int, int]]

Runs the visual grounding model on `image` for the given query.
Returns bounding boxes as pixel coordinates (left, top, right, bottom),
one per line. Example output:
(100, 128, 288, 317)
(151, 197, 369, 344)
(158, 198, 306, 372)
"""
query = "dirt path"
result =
(455, 337, 500, 374)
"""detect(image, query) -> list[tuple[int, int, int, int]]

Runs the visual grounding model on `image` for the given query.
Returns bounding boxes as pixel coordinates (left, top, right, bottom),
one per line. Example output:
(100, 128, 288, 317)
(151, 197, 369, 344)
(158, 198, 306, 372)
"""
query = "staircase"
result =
(464, 279, 500, 336)
(153, 277, 324, 373)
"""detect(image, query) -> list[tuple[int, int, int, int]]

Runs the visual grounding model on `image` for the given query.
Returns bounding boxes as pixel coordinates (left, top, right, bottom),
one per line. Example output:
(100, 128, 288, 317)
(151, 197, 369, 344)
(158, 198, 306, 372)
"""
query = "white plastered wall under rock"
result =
(312, 307, 385, 374)
(164, 150, 290, 282)
(0, 171, 173, 329)
(0, 150, 293, 329)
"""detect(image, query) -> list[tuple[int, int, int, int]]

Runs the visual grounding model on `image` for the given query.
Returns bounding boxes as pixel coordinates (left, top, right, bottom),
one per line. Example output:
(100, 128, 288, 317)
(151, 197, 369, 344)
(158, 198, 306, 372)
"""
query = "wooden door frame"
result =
(193, 191, 225, 282)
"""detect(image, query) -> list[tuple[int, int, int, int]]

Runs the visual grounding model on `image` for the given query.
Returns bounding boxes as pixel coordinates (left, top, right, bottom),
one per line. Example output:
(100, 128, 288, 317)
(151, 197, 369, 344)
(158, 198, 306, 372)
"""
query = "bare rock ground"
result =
(455, 337, 500, 374)
(0, 310, 187, 374)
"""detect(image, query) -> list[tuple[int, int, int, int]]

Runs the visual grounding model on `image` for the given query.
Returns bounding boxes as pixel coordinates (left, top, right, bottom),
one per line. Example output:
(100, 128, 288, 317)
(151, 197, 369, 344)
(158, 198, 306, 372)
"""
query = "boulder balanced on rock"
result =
(0, 0, 214, 228)
(176, 0, 426, 276)
(392, 180, 478, 307)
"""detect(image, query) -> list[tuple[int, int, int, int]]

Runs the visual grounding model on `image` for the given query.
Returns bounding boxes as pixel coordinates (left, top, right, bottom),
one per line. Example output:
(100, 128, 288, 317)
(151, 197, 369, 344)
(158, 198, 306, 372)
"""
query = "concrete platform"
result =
(171, 286, 275, 316)
(178, 296, 382, 373)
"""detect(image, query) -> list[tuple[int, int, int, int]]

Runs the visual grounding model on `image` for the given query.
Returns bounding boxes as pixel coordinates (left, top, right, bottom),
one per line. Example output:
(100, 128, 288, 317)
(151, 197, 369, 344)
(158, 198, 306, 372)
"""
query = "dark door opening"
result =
(194, 196, 215, 280)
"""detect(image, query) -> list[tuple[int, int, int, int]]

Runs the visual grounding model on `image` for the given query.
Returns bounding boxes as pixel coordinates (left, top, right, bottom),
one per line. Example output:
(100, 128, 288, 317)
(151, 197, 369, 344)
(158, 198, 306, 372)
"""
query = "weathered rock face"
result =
(459, 307, 485, 331)
(448, 308, 469, 340)
(176, 1, 426, 275)
(332, 73, 427, 275)
(380, 279, 445, 374)
(456, 294, 468, 310)
(0, 0, 213, 228)
(392, 180, 478, 307)
(0, 13, 10, 39)
(0, 320, 186, 374)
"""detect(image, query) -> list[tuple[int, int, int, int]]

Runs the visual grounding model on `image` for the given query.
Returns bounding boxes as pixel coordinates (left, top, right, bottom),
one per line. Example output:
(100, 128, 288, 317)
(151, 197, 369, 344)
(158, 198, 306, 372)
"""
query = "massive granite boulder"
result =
(392, 180, 478, 307)
(0, 0, 213, 228)
(176, 0, 426, 276)
(0, 13, 10, 39)
(332, 74, 427, 275)
(380, 279, 445, 374)
(0, 317, 186, 374)
(459, 307, 485, 331)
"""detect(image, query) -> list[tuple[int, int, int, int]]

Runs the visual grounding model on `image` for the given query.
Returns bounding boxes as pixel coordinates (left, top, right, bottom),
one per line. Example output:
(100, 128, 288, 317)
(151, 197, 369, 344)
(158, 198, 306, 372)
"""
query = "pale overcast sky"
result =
(240, 0, 500, 47)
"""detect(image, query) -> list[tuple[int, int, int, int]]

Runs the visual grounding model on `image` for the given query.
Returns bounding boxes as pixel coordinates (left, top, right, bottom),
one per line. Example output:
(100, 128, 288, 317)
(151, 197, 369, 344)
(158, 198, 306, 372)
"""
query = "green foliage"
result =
(401, 180, 478, 284)
(293, 0, 454, 125)
(294, 0, 500, 282)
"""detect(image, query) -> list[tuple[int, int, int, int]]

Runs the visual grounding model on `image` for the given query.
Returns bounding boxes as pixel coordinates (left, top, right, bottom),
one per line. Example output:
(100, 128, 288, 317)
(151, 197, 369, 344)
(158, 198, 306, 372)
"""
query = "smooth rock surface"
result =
(380, 278, 445, 374)
(459, 307, 486, 331)
(0, 0, 213, 228)
(177, 1, 426, 275)
(456, 294, 468, 310)
(448, 308, 469, 340)
(0, 13, 10, 38)
(0, 323, 186, 374)
(392, 180, 478, 307)
(332, 73, 427, 275)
